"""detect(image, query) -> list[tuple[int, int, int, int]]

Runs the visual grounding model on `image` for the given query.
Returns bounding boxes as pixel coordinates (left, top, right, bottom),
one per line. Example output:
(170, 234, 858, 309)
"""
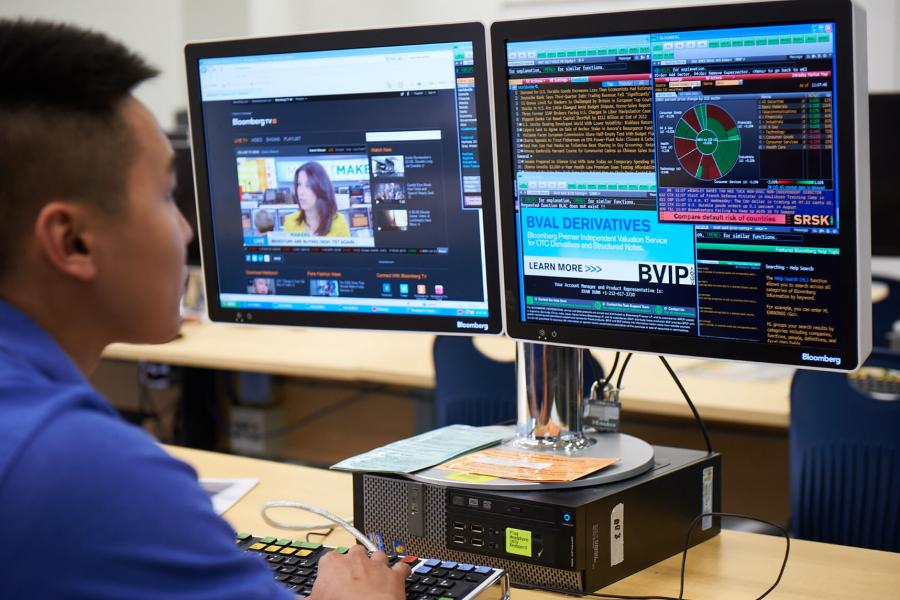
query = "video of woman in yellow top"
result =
(282, 161, 350, 237)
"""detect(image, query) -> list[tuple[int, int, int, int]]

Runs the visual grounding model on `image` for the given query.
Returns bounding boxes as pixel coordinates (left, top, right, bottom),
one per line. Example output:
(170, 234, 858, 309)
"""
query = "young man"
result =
(0, 20, 408, 599)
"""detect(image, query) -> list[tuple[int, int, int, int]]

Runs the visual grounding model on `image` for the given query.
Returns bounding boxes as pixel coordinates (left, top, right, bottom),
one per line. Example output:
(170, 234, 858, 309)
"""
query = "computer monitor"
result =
(869, 93, 900, 257)
(492, 0, 871, 371)
(184, 23, 502, 334)
(168, 133, 202, 266)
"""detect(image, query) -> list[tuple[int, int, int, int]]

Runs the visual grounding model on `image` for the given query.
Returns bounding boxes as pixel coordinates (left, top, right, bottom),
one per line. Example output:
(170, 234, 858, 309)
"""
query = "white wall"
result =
(855, 0, 900, 91)
(0, 0, 185, 129)
(244, 0, 500, 36)
(2, 0, 898, 128)
(261, 0, 900, 91)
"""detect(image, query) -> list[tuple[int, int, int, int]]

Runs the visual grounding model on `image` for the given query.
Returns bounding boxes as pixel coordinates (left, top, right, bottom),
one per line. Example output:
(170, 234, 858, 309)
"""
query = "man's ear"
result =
(33, 201, 99, 281)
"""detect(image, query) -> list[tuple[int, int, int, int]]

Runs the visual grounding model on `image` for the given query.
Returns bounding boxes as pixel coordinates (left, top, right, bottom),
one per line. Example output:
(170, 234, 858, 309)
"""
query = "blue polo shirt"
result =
(0, 300, 292, 599)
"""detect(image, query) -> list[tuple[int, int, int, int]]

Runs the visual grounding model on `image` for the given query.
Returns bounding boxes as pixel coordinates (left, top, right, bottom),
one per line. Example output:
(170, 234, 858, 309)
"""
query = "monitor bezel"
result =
(491, 0, 865, 369)
(868, 93, 900, 257)
(185, 22, 503, 334)
(167, 134, 202, 267)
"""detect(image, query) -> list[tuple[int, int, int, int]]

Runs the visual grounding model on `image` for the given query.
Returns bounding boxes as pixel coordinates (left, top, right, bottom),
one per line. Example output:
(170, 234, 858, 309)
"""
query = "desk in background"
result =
(103, 321, 793, 525)
(105, 269, 900, 432)
(169, 445, 900, 600)
(104, 320, 791, 427)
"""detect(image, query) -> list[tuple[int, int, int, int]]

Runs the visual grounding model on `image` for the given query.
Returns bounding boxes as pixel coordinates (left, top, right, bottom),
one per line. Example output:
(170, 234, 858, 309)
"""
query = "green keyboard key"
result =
(334, 547, 349, 554)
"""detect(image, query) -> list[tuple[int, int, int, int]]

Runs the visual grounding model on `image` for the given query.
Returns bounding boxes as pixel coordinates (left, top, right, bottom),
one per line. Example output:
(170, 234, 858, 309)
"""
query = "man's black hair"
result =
(0, 20, 158, 113)
(0, 20, 159, 276)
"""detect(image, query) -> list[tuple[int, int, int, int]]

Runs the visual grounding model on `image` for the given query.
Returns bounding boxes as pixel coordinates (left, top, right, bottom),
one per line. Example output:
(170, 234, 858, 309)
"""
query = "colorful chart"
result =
(674, 104, 741, 180)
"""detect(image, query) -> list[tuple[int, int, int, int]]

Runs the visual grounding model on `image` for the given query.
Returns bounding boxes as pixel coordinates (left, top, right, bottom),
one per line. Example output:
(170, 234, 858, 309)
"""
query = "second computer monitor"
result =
(869, 93, 900, 257)
(492, 0, 871, 370)
(168, 134, 201, 266)
(185, 23, 502, 334)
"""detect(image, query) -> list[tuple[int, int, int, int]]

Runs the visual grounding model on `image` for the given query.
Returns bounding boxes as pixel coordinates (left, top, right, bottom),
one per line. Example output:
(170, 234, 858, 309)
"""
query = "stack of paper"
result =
(440, 448, 619, 482)
(331, 425, 511, 474)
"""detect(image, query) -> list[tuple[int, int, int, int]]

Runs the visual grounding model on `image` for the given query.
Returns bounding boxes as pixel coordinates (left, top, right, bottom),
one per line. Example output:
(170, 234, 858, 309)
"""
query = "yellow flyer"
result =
(440, 448, 619, 482)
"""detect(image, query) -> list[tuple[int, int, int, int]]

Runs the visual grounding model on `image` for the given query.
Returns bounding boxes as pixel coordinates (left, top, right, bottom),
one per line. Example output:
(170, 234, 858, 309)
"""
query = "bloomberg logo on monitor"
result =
(232, 116, 278, 127)
(801, 352, 842, 367)
(457, 321, 489, 331)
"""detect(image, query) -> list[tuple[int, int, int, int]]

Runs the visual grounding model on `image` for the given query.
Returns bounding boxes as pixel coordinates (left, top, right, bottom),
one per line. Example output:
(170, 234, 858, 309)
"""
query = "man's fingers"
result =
(391, 562, 412, 577)
(369, 551, 389, 565)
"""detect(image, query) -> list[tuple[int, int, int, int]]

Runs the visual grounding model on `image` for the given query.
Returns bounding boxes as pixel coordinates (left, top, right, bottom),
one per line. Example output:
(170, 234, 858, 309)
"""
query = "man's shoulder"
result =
(36, 400, 168, 461)
(1, 389, 190, 494)
(0, 387, 292, 599)
(0, 368, 118, 481)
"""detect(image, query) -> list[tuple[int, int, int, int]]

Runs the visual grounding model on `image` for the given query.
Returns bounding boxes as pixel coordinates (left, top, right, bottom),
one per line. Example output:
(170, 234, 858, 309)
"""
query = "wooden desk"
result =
(169, 445, 900, 599)
(105, 321, 438, 388)
(105, 321, 792, 428)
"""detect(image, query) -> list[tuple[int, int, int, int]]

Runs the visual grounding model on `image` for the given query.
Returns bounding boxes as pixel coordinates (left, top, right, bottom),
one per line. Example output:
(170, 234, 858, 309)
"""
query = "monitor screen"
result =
(185, 23, 502, 333)
(492, 0, 870, 369)
(869, 93, 900, 257)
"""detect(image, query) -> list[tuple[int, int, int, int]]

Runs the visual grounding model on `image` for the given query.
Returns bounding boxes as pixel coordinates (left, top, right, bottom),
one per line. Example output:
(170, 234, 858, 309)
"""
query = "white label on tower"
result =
(610, 502, 624, 566)
(702, 466, 714, 531)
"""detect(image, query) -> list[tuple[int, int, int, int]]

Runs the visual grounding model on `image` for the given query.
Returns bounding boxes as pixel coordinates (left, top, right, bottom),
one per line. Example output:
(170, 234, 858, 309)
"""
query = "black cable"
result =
(305, 529, 334, 543)
(512, 581, 673, 600)
(586, 350, 602, 391)
(512, 512, 790, 600)
(615, 353, 633, 389)
(607, 351, 621, 385)
(672, 512, 790, 600)
(590, 352, 604, 384)
(659, 356, 713, 454)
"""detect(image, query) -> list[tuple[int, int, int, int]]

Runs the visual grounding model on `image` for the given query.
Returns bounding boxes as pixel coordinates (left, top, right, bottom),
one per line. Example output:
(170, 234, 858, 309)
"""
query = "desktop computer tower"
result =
(353, 446, 721, 593)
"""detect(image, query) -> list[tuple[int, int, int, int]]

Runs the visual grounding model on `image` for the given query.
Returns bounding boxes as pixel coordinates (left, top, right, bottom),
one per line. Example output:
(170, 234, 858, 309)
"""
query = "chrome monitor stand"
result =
(412, 342, 655, 491)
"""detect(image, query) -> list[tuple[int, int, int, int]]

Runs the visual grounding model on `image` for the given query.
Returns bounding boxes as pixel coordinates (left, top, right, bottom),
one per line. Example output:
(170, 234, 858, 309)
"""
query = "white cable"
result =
(260, 499, 378, 553)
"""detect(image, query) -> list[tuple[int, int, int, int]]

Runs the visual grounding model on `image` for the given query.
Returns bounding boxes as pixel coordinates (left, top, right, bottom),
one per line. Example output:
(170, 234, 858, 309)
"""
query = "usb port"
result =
(470, 525, 484, 534)
(453, 521, 465, 531)
(452, 535, 466, 544)
(471, 538, 484, 547)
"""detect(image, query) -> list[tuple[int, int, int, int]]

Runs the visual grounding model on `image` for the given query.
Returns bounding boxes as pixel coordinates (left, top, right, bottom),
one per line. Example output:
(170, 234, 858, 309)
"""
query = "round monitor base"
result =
(409, 431, 655, 491)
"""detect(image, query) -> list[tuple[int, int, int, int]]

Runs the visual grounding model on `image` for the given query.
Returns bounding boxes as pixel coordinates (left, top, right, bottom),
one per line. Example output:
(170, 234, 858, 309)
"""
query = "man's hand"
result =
(310, 545, 410, 600)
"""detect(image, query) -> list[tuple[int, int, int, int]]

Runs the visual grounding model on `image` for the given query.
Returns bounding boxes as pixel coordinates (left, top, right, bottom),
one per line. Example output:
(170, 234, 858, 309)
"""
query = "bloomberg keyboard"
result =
(236, 533, 510, 599)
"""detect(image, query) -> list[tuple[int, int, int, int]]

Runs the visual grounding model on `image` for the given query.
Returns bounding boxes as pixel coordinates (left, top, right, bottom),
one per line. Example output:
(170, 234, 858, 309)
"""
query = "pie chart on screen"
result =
(674, 103, 741, 181)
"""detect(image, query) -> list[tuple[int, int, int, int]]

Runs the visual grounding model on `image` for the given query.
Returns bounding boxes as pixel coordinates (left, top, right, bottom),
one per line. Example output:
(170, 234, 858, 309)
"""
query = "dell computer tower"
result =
(353, 446, 720, 594)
